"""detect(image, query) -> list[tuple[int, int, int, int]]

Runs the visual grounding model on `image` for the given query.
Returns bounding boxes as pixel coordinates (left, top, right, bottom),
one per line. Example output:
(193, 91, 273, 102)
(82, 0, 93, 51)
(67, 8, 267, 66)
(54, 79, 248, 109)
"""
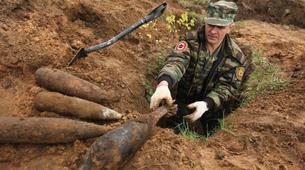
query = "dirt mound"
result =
(235, 0, 305, 28)
(1, 0, 305, 169)
(0, 0, 154, 71)
(0, 0, 170, 117)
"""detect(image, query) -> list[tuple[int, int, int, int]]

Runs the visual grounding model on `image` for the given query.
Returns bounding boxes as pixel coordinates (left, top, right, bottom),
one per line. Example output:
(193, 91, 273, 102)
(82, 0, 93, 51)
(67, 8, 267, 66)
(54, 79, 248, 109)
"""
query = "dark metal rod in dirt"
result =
(66, 2, 167, 66)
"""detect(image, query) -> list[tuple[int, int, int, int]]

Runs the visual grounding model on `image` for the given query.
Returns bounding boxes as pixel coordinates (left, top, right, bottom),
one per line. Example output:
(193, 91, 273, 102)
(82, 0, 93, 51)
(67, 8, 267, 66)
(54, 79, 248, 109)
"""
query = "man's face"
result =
(205, 22, 232, 46)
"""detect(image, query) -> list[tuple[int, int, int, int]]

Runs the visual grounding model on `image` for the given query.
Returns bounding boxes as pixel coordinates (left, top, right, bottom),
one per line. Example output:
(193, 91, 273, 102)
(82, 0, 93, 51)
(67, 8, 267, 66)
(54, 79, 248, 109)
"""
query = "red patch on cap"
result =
(175, 41, 187, 51)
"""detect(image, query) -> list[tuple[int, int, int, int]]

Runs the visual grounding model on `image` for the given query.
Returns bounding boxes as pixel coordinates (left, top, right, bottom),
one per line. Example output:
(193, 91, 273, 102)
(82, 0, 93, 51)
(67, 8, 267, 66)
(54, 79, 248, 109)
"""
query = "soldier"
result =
(150, 1, 250, 132)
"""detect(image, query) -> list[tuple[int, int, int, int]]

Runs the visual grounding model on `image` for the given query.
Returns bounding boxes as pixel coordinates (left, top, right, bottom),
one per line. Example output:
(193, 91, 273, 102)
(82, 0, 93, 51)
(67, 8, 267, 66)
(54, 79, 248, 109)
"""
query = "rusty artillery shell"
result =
(35, 67, 120, 104)
(0, 117, 111, 144)
(34, 91, 122, 120)
(80, 106, 173, 170)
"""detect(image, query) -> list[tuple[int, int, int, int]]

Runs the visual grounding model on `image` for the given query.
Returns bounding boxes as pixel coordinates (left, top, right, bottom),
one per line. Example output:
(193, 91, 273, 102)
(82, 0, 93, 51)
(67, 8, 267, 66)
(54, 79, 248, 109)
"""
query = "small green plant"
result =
(165, 14, 177, 33)
(177, 110, 235, 140)
(177, 12, 197, 30)
(140, 79, 154, 102)
(142, 53, 166, 102)
(156, 53, 165, 72)
(212, 118, 235, 136)
(146, 53, 165, 78)
(177, 120, 205, 140)
(241, 50, 290, 105)
(165, 12, 197, 33)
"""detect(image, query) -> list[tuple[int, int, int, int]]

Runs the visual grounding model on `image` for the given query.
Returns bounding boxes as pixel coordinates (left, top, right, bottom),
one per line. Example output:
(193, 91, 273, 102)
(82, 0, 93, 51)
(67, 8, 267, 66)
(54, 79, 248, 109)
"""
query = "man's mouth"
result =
(207, 34, 217, 40)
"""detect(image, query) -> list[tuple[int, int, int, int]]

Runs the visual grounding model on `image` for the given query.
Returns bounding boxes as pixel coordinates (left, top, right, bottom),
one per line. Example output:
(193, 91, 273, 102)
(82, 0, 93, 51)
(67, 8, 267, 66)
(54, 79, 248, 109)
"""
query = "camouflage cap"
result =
(205, 1, 238, 26)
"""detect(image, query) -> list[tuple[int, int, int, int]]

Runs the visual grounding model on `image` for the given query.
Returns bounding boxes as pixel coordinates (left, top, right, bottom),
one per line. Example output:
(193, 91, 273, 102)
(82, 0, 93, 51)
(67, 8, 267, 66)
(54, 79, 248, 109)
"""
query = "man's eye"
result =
(208, 24, 225, 29)
(216, 26, 226, 29)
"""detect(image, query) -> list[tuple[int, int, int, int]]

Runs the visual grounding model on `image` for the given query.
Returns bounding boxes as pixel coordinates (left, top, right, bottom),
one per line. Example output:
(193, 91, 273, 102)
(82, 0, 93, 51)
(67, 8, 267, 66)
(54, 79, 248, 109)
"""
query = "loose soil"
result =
(0, 0, 305, 169)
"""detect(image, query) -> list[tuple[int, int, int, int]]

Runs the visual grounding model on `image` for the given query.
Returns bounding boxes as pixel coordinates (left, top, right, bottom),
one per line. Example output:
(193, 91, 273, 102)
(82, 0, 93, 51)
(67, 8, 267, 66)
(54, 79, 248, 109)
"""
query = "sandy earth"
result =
(0, 0, 305, 169)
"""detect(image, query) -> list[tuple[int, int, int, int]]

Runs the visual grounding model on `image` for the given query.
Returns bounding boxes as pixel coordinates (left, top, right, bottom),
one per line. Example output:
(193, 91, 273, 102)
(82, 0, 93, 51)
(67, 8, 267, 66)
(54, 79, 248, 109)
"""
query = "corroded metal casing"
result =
(80, 106, 174, 170)
(0, 117, 111, 144)
(34, 91, 122, 120)
(80, 121, 151, 170)
(35, 67, 120, 104)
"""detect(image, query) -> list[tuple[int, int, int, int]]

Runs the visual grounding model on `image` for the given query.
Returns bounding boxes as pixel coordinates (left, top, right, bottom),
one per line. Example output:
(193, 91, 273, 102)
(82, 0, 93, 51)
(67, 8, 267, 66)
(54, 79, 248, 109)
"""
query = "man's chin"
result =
(207, 39, 219, 45)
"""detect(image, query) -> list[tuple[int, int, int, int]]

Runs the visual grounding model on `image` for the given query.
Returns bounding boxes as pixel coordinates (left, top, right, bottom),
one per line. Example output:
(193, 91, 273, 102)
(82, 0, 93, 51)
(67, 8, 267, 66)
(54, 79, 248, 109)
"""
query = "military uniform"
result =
(153, 1, 251, 131)
(157, 3, 250, 128)
(158, 27, 250, 113)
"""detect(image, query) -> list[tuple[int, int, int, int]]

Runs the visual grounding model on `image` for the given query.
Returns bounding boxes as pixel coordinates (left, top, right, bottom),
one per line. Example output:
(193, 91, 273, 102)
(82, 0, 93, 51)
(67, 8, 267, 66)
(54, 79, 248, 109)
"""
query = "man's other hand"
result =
(150, 81, 173, 110)
(183, 101, 208, 123)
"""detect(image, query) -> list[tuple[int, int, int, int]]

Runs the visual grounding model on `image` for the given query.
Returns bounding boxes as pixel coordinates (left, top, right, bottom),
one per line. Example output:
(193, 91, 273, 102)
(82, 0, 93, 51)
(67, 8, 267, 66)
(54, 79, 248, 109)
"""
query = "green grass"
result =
(211, 119, 235, 136)
(241, 50, 291, 105)
(140, 79, 154, 102)
(177, 120, 205, 140)
(146, 53, 165, 78)
(177, 119, 234, 140)
(141, 53, 166, 102)
(177, 111, 235, 140)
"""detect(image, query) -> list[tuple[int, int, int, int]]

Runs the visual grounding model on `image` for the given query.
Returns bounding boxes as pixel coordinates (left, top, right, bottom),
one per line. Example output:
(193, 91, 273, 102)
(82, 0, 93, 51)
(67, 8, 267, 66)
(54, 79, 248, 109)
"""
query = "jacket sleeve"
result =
(157, 40, 192, 88)
(205, 53, 250, 111)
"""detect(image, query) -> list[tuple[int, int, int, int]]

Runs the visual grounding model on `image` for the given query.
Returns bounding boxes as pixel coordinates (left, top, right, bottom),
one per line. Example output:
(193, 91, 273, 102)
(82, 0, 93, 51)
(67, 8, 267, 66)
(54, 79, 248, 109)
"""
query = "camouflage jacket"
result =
(158, 27, 250, 112)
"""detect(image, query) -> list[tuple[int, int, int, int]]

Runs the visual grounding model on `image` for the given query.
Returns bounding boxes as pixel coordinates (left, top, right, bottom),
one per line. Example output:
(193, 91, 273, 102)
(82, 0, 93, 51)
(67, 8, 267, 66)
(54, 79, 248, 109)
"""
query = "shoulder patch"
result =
(235, 67, 245, 81)
(175, 41, 188, 52)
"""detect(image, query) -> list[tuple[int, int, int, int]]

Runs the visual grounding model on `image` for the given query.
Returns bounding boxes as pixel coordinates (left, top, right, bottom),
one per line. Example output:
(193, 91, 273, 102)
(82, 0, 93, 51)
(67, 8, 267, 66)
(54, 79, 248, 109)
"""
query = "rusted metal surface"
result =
(35, 67, 120, 104)
(80, 121, 150, 170)
(34, 91, 122, 120)
(0, 117, 111, 144)
(80, 106, 173, 170)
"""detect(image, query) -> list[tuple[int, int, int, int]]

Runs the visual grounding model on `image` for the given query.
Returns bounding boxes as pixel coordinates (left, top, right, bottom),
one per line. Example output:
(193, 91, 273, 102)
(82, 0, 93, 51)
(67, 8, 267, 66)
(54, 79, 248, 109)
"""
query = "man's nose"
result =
(210, 27, 218, 34)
